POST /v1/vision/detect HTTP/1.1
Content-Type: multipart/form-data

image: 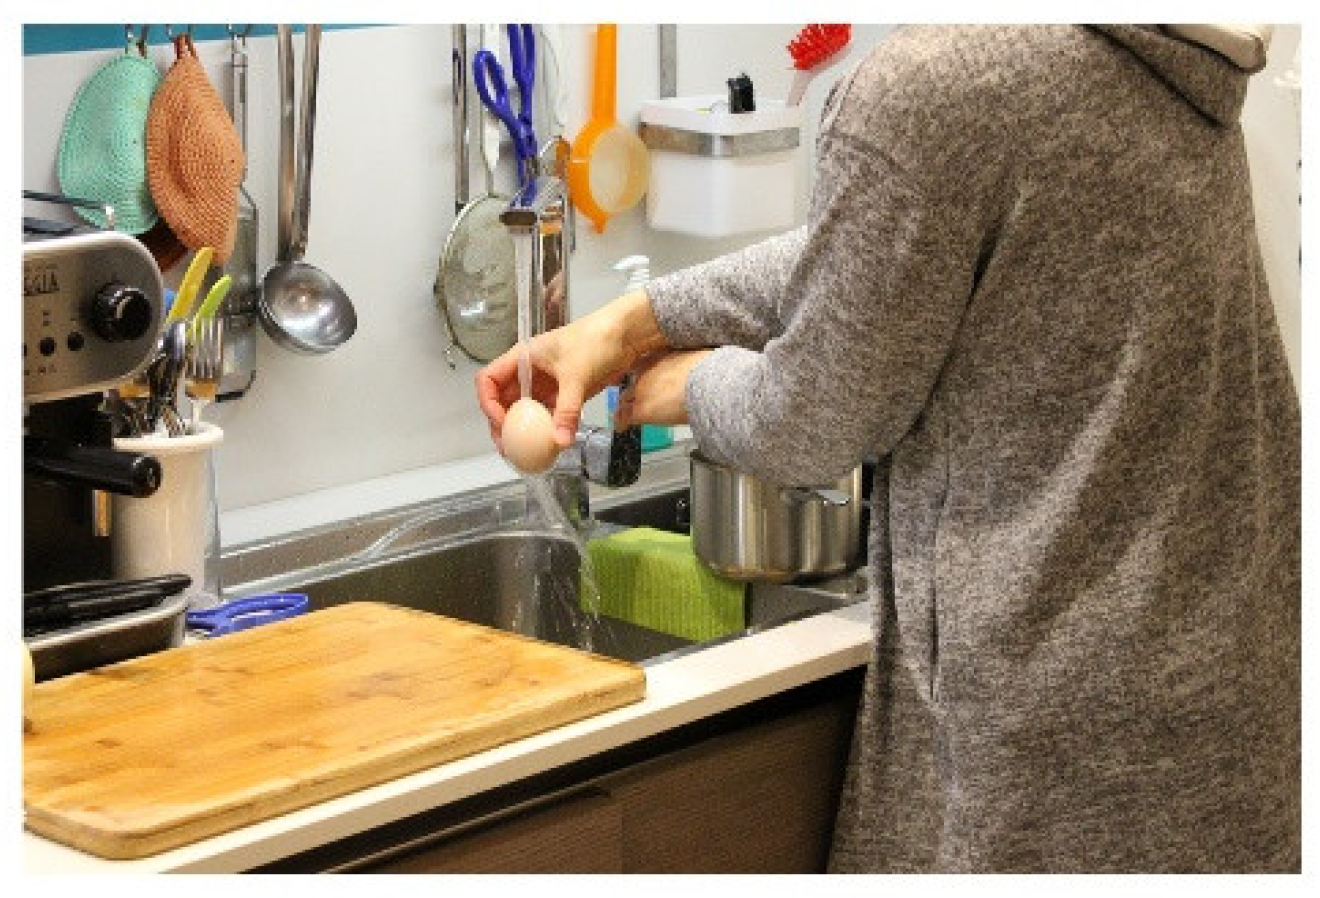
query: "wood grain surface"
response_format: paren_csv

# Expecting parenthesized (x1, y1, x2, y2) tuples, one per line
(22, 602, 646, 860)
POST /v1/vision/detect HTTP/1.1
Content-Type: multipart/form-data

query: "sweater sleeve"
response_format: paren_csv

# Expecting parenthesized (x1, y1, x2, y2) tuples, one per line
(645, 226, 807, 351)
(678, 123, 996, 486)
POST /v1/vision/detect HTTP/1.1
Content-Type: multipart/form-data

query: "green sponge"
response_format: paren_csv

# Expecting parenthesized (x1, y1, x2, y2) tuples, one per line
(584, 527, 746, 643)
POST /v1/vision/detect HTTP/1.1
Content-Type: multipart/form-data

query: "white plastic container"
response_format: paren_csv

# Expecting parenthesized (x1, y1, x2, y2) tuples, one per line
(639, 95, 803, 238)
(112, 423, 223, 609)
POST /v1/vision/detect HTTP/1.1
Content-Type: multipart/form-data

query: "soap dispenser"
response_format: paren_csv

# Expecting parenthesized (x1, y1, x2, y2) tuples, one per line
(610, 255, 674, 453)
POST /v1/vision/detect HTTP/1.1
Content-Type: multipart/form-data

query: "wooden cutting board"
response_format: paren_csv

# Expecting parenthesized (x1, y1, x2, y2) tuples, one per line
(23, 602, 646, 860)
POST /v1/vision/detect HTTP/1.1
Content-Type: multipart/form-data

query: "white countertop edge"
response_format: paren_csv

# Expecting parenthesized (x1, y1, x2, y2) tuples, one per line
(23, 599, 873, 873)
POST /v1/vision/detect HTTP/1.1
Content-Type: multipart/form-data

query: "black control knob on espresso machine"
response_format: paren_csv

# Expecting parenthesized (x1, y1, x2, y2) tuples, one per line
(90, 284, 153, 343)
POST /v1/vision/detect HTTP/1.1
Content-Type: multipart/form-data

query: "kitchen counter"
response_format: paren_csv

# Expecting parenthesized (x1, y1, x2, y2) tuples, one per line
(23, 511, 873, 871)
(24, 439, 874, 871)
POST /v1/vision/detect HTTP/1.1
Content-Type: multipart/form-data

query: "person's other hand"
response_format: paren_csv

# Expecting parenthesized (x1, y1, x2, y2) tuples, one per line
(614, 349, 713, 429)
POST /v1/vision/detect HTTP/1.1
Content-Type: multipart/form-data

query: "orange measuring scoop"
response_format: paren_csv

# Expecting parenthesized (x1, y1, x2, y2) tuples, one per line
(568, 24, 650, 233)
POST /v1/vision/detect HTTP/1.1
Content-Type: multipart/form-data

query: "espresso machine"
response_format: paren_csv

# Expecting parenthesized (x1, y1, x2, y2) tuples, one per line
(23, 195, 189, 677)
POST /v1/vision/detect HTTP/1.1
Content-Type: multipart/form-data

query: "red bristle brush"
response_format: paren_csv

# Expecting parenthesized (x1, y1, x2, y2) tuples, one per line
(786, 24, 853, 107)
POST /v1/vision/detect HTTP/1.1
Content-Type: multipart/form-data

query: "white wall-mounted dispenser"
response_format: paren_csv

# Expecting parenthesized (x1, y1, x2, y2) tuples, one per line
(639, 95, 802, 238)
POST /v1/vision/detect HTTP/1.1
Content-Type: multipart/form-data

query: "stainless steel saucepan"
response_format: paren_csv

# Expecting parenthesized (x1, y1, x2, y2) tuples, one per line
(689, 452, 863, 583)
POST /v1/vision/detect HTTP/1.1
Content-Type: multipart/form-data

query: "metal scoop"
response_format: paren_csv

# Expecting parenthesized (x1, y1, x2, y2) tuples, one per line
(258, 25, 356, 355)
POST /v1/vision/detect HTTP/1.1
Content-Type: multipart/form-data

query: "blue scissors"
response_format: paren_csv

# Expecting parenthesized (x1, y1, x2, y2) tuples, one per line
(185, 593, 310, 637)
(473, 24, 538, 190)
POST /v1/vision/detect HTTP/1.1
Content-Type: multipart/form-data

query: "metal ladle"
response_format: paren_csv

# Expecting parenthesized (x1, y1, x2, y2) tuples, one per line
(257, 24, 357, 355)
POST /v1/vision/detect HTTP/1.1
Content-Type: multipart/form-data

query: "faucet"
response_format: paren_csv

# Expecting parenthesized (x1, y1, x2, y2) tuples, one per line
(500, 161, 641, 526)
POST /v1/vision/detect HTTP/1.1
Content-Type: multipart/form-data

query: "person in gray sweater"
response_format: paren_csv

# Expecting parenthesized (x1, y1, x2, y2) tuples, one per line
(476, 25, 1299, 872)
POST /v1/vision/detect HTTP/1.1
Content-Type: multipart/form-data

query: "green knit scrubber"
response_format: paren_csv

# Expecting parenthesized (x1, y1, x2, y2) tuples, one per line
(585, 527, 747, 643)
(57, 51, 162, 235)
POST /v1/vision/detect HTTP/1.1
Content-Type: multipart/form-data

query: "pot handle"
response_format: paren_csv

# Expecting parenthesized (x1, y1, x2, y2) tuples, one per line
(781, 486, 852, 507)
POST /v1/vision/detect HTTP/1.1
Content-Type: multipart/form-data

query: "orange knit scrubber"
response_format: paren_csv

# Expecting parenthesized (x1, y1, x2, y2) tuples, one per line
(146, 35, 244, 263)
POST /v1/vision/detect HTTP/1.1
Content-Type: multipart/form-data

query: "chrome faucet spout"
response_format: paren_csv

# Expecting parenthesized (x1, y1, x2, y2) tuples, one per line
(499, 170, 641, 523)
(500, 175, 569, 338)
(501, 175, 568, 225)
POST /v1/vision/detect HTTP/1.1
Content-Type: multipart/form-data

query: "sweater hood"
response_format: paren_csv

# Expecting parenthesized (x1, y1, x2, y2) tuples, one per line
(1089, 25, 1267, 125)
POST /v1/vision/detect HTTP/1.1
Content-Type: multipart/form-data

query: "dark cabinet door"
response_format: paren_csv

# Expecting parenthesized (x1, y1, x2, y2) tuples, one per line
(364, 788, 623, 874)
(272, 669, 864, 874)
(602, 686, 858, 872)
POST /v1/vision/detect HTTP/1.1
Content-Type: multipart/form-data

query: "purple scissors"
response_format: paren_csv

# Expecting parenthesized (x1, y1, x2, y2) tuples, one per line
(473, 24, 538, 189)
(185, 593, 309, 637)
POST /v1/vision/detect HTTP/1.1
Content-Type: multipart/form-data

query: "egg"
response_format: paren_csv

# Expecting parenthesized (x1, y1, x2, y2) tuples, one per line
(502, 397, 561, 474)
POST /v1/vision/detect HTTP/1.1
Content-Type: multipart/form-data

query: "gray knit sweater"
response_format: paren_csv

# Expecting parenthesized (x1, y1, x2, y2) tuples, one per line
(646, 25, 1299, 872)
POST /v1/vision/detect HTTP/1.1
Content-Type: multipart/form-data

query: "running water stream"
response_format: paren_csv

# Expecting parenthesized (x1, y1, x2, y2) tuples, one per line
(516, 474, 613, 655)
(509, 231, 616, 656)
(513, 231, 533, 397)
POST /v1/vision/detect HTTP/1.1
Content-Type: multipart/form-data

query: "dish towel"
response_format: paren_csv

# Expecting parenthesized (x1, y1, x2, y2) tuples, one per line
(585, 527, 746, 642)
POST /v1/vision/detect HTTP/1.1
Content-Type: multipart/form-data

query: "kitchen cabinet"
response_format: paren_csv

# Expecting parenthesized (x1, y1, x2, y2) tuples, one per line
(599, 677, 859, 873)
(257, 668, 864, 873)
(366, 788, 624, 873)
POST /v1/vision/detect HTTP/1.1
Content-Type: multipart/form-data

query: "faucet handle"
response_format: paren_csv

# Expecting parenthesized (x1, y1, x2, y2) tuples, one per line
(566, 425, 641, 488)
(586, 372, 643, 487)
(594, 426, 641, 487)
(543, 423, 639, 526)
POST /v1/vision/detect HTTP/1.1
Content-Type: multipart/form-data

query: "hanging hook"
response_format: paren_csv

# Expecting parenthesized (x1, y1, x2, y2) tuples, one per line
(164, 24, 194, 40)
(228, 24, 252, 52)
(124, 25, 150, 56)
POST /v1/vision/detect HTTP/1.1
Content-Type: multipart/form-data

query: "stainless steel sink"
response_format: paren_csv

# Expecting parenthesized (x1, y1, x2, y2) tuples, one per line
(220, 450, 866, 665)
(242, 529, 690, 663)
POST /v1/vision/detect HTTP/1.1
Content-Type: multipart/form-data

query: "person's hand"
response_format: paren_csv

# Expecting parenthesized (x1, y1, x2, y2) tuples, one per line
(475, 290, 667, 450)
(614, 349, 713, 429)
(475, 318, 626, 452)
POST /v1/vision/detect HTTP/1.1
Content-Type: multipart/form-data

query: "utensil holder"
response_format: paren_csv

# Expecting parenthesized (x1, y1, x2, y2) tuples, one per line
(111, 423, 223, 609)
(639, 95, 802, 238)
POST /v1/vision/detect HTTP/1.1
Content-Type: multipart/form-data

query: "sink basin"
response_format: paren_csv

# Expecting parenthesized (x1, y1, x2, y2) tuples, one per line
(221, 455, 866, 665)
(594, 485, 692, 533)
(247, 529, 691, 663)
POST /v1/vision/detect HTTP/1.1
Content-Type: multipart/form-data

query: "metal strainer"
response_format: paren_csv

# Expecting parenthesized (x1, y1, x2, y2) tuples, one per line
(435, 24, 517, 365)
(436, 195, 517, 364)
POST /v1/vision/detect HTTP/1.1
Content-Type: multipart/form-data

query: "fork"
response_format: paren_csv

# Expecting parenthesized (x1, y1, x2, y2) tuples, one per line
(184, 276, 233, 434)
(185, 315, 225, 434)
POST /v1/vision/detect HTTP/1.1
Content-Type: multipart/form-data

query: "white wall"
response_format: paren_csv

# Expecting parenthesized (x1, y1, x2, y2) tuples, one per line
(22, 24, 1300, 518)
(1241, 25, 1302, 383)
(24, 24, 894, 514)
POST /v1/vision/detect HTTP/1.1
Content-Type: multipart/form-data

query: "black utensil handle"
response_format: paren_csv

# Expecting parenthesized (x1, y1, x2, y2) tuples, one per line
(24, 573, 192, 607)
(24, 587, 163, 629)
(24, 436, 162, 497)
